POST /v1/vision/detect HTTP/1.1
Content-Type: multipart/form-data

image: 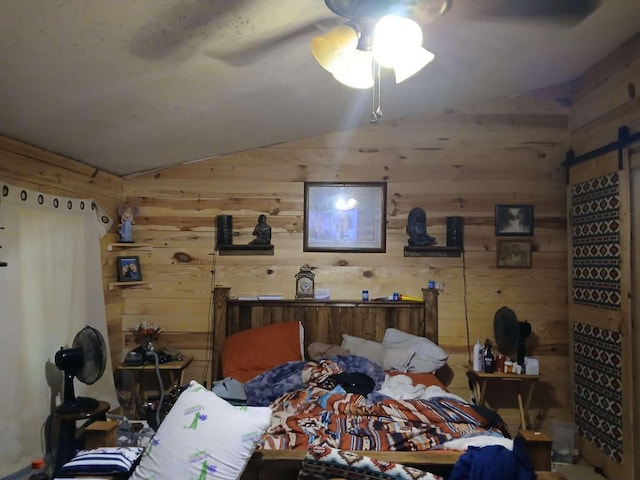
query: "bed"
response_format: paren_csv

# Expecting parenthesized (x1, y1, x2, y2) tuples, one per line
(207, 287, 513, 480)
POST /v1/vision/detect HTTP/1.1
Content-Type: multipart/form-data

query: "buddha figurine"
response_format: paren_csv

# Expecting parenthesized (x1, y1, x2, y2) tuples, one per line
(406, 207, 436, 247)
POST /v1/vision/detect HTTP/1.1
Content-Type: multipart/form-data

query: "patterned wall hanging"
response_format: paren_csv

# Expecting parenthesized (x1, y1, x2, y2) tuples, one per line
(573, 321, 623, 462)
(570, 172, 621, 310)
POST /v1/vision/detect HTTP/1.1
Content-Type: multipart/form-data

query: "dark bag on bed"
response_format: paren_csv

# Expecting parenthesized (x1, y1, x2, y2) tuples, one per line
(328, 372, 376, 396)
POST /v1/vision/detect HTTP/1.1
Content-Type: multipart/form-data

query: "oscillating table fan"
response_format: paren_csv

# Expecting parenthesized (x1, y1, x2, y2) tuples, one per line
(493, 306, 531, 367)
(54, 325, 106, 414)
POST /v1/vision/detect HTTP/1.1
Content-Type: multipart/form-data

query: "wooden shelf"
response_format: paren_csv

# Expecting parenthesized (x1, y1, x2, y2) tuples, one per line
(217, 244, 274, 256)
(109, 281, 152, 291)
(107, 242, 153, 251)
(404, 246, 462, 257)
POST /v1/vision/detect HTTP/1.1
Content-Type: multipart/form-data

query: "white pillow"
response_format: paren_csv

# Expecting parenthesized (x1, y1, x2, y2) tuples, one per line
(382, 347, 416, 372)
(341, 334, 384, 365)
(130, 380, 271, 480)
(382, 328, 448, 373)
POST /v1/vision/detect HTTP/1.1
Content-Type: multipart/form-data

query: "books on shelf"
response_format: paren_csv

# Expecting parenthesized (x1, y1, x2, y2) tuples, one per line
(257, 294, 283, 300)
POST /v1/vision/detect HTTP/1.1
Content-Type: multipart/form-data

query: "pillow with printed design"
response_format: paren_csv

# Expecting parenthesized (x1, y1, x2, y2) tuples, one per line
(130, 380, 271, 480)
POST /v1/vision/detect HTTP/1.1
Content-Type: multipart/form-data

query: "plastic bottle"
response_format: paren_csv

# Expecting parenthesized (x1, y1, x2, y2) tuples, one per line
(483, 339, 496, 373)
(28, 458, 49, 480)
(472, 338, 483, 371)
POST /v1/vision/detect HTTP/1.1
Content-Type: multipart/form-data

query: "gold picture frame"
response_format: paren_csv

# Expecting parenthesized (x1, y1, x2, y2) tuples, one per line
(496, 239, 532, 268)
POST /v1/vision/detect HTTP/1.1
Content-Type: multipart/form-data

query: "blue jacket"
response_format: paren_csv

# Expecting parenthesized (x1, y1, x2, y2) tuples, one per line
(448, 437, 535, 480)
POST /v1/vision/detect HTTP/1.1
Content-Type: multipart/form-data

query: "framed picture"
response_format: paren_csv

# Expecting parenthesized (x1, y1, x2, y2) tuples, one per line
(495, 204, 534, 236)
(496, 239, 532, 268)
(117, 256, 143, 282)
(304, 182, 387, 252)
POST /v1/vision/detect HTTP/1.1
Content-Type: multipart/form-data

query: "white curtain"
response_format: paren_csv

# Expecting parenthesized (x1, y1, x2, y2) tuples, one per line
(0, 183, 118, 477)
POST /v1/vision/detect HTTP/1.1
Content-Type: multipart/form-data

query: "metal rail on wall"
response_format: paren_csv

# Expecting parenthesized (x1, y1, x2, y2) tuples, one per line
(562, 126, 640, 171)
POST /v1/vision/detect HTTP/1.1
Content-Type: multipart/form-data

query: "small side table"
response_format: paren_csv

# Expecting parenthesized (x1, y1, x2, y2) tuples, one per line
(466, 367, 540, 429)
(115, 356, 193, 418)
(54, 400, 111, 472)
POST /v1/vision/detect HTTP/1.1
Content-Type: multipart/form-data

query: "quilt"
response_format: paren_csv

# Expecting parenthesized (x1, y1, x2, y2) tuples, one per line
(251, 358, 507, 451)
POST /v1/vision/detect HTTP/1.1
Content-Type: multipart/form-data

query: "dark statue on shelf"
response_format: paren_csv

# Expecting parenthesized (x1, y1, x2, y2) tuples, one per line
(249, 214, 272, 245)
(406, 207, 436, 247)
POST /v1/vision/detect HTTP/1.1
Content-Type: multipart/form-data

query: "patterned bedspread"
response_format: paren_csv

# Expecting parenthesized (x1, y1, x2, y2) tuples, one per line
(253, 358, 506, 451)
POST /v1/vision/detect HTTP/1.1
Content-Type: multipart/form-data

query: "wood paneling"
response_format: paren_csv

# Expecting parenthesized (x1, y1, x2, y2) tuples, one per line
(115, 93, 571, 434)
(1, 84, 575, 436)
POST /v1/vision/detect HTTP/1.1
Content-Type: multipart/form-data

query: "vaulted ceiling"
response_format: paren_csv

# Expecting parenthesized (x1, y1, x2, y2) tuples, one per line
(0, 0, 639, 176)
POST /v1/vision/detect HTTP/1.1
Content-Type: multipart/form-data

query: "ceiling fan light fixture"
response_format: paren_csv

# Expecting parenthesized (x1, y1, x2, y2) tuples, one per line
(311, 24, 359, 73)
(392, 46, 435, 83)
(332, 48, 374, 89)
(372, 15, 423, 67)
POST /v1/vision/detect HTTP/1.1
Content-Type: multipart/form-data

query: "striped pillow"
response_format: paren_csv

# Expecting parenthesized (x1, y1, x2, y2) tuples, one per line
(58, 447, 143, 475)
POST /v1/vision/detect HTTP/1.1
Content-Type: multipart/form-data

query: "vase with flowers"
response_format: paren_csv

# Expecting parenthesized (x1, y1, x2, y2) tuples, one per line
(133, 321, 164, 352)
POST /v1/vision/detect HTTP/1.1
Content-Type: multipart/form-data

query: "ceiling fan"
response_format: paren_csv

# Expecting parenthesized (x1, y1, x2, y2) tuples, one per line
(319, 0, 602, 25)
(139, 0, 602, 66)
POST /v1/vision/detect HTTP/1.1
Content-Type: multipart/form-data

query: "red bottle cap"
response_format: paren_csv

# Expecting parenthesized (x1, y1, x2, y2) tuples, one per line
(31, 458, 45, 469)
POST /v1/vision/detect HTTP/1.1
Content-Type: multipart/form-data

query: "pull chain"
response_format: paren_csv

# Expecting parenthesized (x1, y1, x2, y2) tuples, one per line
(369, 61, 383, 124)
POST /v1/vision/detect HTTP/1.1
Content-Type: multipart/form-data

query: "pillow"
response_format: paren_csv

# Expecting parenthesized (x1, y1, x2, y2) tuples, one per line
(307, 342, 349, 360)
(341, 334, 384, 365)
(130, 380, 271, 480)
(382, 328, 448, 373)
(388, 371, 447, 390)
(382, 347, 415, 372)
(222, 321, 304, 382)
(58, 447, 143, 476)
(298, 444, 442, 480)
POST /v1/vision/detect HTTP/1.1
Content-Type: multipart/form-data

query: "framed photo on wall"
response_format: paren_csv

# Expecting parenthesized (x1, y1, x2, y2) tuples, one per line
(495, 204, 534, 236)
(304, 182, 387, 253)
(496, 239, 532, 268)
(117, 256, 143, 282)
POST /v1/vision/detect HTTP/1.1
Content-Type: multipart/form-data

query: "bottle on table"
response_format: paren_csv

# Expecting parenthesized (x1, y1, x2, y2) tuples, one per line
(473, 337, 483, 372)
(483, 339, 495, 373)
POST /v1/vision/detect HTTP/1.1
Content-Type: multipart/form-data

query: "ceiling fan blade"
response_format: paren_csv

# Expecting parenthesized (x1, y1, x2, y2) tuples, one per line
(206, 17, 342, 67)
(129, 0, 255, 60)
(459, 0, 603, 26)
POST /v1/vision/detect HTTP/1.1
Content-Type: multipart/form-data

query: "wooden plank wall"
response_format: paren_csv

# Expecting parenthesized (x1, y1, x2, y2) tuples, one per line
(568, 32, 640, 476)
(121, 92, 570, 433)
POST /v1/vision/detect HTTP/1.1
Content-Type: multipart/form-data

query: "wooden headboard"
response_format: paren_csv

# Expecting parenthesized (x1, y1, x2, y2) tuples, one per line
(210, 288, 439, 384)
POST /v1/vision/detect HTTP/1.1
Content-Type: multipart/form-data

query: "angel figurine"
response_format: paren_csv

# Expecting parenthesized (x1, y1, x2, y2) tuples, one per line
(117, 205, 138, 243)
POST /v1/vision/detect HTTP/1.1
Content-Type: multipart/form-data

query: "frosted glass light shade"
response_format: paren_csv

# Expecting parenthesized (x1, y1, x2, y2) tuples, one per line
(311, 24, 359, 73)
(332, 49, 374, 89)
(373, 16, 424, 67)
(393, 46, 435, 83)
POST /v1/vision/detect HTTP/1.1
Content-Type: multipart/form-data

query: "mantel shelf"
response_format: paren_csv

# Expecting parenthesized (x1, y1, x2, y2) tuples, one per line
(217, 244, 274, 256)
(404, 246, 462, 257)
(108, 281, 152, 291)
(107, 243, 153, 251)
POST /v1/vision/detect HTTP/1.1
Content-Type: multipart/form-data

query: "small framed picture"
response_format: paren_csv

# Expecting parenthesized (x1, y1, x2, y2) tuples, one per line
(496, 239, 532, 269)
(495, 205, 534, 236)
(117, 256, 143, 282)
